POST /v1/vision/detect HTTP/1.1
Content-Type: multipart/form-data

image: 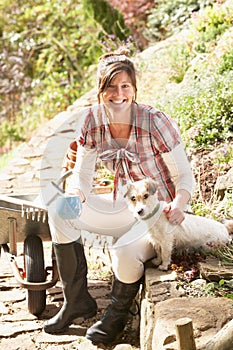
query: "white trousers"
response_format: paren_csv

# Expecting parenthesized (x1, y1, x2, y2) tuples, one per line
(48, 193, 156, 283)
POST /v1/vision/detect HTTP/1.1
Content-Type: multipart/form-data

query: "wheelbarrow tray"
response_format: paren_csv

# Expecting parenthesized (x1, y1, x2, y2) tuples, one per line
(0, 193, 50, 245)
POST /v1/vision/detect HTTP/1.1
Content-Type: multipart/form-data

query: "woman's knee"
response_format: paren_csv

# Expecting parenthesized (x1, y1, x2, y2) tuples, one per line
(111, 248, 145, 283)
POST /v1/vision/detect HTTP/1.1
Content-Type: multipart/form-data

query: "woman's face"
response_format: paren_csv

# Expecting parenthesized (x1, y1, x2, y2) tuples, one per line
(101, 71, 135, 113)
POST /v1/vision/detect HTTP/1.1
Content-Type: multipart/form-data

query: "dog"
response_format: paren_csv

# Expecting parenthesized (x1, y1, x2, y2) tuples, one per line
(123, 178, 233, 271)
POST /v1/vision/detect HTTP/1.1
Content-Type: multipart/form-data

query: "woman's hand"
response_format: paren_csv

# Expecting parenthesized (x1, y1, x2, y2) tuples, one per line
(163, 189, 190, 225)
(66, 189, 86, 203)
(163, 204, 185, 225)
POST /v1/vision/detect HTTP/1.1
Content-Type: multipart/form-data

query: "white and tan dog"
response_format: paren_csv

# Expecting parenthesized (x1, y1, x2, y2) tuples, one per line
(123, 178, 233, 271)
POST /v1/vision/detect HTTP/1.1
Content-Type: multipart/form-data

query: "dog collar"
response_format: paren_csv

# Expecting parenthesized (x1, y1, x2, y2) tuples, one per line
(141, 203, 160, 221)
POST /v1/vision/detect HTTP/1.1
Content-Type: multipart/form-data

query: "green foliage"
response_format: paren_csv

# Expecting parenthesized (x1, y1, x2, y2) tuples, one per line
(144, 0, 215, 42)
(215, 244, 233, 264)
(165, 71, 233, 149)
(213, 144, 233, 171)
(203, 278, 233, 298)
(190, 2, 233, 52)
(82, 0, 129, 40)
(167, 43, 194, 83)
(192, 189, 233, 221)
(218, 48, 233, 73)
(0, 0, 132, 143)
(0, 121, 25, 148)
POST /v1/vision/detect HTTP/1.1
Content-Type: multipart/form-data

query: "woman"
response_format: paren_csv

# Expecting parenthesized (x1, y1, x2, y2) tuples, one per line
(43, 48, 195, 345)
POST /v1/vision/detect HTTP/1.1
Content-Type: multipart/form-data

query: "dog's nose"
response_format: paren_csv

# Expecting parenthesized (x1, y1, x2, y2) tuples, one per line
(138, 209, 144, 216)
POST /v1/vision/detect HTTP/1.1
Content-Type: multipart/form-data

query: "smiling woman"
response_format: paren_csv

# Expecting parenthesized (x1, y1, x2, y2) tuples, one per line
(43, 47, 195, 346)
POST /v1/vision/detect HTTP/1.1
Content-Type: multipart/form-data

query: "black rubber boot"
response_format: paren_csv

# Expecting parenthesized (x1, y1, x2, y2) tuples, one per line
(44, 241, 97, 333)
(85, 277, 141, 345)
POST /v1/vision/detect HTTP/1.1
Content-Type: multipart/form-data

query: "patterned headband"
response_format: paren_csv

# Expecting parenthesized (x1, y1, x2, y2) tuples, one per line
(97, 55, 133, 79)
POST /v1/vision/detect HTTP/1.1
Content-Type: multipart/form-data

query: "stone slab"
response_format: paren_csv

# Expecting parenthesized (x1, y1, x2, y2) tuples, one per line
(0, 289, 25, 302)
(0, 320, 41, 336)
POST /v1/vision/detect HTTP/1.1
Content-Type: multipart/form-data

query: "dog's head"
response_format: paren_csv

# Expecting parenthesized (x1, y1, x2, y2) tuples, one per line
(123, 178, 159, 219)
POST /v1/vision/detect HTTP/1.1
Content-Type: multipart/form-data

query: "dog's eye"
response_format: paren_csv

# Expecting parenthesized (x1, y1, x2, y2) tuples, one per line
(144, 193, 149, 199)
(130, 196, 136, 202)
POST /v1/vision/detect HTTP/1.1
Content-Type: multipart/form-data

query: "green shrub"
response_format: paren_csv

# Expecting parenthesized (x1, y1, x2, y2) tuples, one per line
(144, 0, 215, 42)
(167, 43, 194, 83)
(190, 2, 233, 52)
(0, 121, 25, 148)
(218, 48, 233, 73)
(165, 72, 233, 149)
(0, 0, 133, 145)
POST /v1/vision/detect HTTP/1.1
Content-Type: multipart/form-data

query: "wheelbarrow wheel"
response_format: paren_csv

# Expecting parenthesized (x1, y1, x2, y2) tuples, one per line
(24, 235, 46, 316)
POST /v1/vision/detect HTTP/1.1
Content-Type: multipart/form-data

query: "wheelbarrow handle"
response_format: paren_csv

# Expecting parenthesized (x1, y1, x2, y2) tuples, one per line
(2, 244, 59, 291)
(45, 170, 73, 207)
(56, 169, 73, 187)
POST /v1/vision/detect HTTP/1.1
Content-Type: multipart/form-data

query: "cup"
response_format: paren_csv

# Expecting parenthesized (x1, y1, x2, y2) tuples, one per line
(55, 195, 82, 219)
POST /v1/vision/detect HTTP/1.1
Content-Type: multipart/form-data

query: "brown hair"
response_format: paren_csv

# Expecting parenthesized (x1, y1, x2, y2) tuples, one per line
(97, 48, 137, 103)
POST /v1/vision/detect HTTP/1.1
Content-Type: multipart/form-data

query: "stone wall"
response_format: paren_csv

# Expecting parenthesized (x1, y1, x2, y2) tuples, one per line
(140, 267, 233, 350)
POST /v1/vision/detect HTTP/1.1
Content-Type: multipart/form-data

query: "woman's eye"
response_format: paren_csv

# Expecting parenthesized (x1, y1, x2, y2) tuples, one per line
(144, 194, 149, 199)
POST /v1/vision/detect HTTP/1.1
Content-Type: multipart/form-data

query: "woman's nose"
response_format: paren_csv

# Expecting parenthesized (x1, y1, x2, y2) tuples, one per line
(113, 86, 122, 96)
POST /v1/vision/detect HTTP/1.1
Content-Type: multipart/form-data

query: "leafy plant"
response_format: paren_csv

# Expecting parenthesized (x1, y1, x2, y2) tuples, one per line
(213, 144, 233, 171)
(144, 0, 216, 42)
(0, 0, 133, 146)
(203, 278, 233, 299)
(218, 48, 233, 73)
(190, 2, 233, 53)
(167, 71, 233, 149)
(167, 43, 194, 83)
(0, 120, 25, 148)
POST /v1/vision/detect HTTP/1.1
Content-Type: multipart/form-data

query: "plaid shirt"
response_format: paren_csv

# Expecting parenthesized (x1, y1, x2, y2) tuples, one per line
(78, 102, 181, 202)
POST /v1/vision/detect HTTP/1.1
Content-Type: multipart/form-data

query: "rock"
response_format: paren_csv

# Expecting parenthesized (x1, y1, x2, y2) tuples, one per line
(0, 289, 25, 302)
(144, 297, 233, 350)
(141, 264, 233, 350)
(76, 338, 98, 350)
(114, 345, 133, 350)
(0, 334, 36, 350)
(0, 302, 8, 315)
(205, 319, 233, 350)
(36, 331, 83, 344)
(0, 320, 41, 336)
(215, 167, 233, 199)
(198, 257, 233, 282)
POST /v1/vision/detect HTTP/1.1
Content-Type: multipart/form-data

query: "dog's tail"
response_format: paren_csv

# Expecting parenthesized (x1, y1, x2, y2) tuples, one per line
(224, 220, 233, 235)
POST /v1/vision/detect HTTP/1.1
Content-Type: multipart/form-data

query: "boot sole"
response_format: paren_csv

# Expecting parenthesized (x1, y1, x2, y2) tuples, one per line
(44, 308, 97, 334)
(86, 329, 124, 345)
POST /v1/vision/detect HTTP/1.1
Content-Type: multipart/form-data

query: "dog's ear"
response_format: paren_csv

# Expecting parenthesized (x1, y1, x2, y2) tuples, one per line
(147, 178, 158, 195)
(121, 181, 133, 198)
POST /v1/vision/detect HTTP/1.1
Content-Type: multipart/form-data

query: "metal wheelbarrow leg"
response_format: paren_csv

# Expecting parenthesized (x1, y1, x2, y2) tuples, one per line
(2, 239, 59, 316)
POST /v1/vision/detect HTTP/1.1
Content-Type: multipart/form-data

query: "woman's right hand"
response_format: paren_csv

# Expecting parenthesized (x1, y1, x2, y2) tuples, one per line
(67, 189, 86, 203)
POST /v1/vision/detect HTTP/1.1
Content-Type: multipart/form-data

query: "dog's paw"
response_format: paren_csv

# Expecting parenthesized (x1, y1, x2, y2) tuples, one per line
(151, 257, 161, 266)
(158, 264, 169, 271)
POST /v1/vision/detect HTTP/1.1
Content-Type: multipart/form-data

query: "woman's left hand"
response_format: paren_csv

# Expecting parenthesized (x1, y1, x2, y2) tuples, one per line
(163, 189, 190, 225)
(163, 204, 185, 225)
